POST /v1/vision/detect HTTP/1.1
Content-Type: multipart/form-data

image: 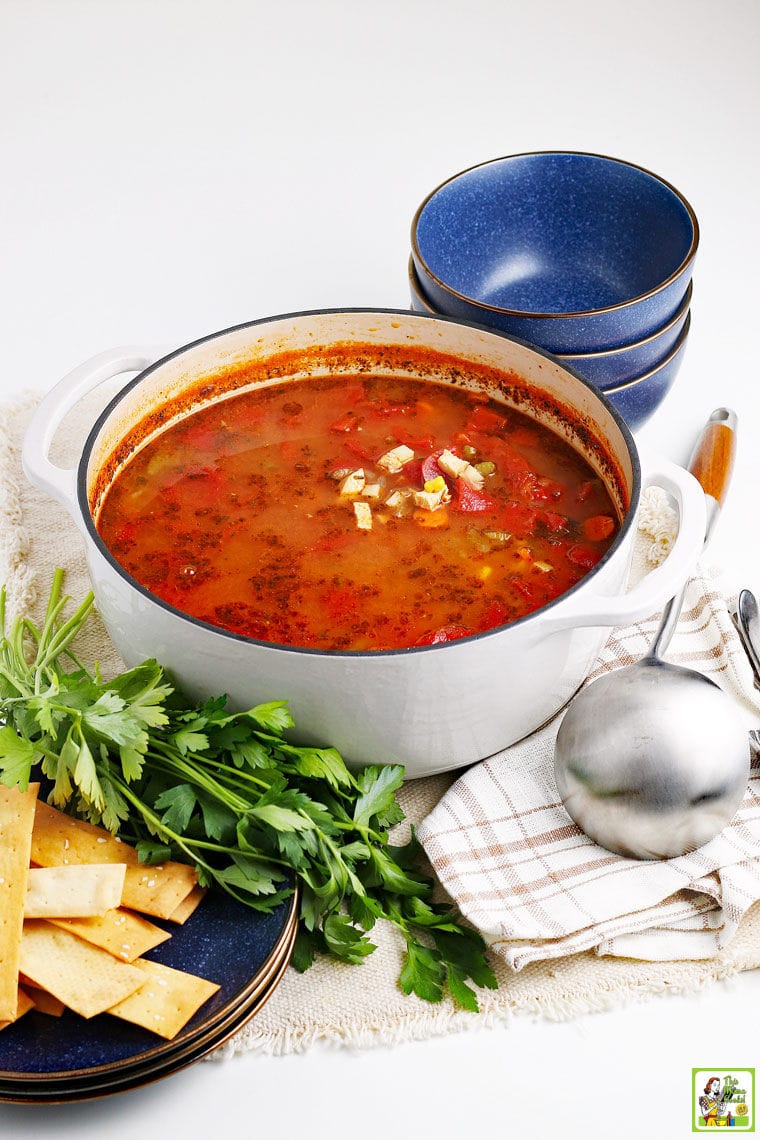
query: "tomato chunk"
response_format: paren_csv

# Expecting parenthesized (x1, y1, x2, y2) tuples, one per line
(466, 406, 507, 433)
(488, 438, 535, 481)
(401, 458, 424, 486)
(343, 439, 374, 463)
(330, 412, 360, 433)
(582, 514, 616, 542)
(452, 480, 498, 512)
(567, 543, 603, 570)
(480, 600, 508, 630)
(421, 451, 442, 481)
(498, 502, 539, 536)
(396, 428, 435, 452)
(540, 509, 569, 533)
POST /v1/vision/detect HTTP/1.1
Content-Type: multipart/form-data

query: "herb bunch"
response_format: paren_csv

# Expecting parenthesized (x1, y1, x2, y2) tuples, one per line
(0, 570, 496, 1009)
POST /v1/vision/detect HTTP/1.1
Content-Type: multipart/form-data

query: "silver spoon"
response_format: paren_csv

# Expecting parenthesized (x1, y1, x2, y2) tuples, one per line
(735, 588, 760, 688)
(734, 588, 760, 754)
(554, 408, 750, 859)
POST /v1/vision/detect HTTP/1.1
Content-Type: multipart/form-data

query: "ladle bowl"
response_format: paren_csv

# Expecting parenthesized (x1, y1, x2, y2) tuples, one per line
(554, 408, 750, 859)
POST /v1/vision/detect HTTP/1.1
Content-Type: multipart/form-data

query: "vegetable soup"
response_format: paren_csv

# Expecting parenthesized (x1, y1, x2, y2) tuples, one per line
(96, 375, 621, 651)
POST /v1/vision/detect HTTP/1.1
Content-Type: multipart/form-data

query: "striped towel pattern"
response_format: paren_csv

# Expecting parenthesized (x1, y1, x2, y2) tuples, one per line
(418, 569, 760, 969)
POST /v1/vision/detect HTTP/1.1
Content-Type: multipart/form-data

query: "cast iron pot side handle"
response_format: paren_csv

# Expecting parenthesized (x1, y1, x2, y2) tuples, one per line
(538, 457, 708, 634)
(22, 348, 162, 533)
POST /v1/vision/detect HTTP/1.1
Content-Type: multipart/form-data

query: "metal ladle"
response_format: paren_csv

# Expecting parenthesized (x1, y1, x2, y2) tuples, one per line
(554, 408, 750, 859)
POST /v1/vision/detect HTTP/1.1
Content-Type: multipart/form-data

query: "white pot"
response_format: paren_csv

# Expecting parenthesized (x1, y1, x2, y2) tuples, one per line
(22, 310, 706, 778)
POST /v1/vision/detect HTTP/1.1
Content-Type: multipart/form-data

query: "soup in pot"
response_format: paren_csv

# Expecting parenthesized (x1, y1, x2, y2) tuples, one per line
(95, 375, 620, 651)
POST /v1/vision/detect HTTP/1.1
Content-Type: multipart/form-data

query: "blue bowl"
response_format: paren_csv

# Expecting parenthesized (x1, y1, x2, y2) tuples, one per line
(411, 151, 698, 353)
(558, 284, 691, 389)
(604, 312, 691, 431)
(409, 255, 444, 315)
(408, 255, 692, 389)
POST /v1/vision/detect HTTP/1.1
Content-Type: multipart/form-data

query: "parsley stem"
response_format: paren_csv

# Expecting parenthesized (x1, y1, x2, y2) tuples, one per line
(112, 773, 225, 871)
(147, 742, 270, 795)
(0, 669, 32, 699)
(33, 596, 95, 681)
(143, 747, 256, 814)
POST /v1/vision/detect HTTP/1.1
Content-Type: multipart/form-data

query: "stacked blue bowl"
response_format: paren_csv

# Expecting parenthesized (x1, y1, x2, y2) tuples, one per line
(409, 151, 698, 431)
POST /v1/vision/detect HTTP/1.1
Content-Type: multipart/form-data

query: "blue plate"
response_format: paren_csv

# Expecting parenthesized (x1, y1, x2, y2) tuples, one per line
(0, 883, 297, 1090)
(0, 915, 297, 1103)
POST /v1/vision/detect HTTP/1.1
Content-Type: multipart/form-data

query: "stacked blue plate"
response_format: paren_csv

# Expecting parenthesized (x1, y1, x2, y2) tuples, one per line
(409, 151, 698, 431)
(0, 885, 297, 1103)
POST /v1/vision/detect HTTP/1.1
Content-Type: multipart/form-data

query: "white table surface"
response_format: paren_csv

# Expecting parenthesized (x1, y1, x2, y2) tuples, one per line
(2, 2, 759, 1136)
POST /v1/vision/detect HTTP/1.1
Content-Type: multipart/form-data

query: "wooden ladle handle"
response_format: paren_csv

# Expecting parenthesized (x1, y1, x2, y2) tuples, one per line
(649, 408, 737, 656)
(687, 407, 737, 506)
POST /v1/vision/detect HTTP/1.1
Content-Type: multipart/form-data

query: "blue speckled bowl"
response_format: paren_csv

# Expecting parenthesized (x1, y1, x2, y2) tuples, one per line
(559, 283, 691, 389)
(408, 255, 692, 390)
(411, 151, 698, 353)
(605, 313, 691, 431)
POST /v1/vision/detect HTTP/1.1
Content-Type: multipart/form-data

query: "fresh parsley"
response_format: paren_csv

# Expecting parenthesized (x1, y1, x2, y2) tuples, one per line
(0, 569, 497, 1009)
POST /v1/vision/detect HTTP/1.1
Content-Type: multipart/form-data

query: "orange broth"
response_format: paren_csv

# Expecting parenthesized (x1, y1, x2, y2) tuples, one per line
(95, 375, 620, 651)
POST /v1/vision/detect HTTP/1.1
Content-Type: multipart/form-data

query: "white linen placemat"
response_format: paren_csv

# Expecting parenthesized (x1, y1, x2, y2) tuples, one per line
(4, 391, 760, 1056)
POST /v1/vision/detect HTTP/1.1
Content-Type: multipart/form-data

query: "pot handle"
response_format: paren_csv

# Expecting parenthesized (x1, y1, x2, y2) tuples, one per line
(539, 456, 707, 634)
(22, 347, 161, 531)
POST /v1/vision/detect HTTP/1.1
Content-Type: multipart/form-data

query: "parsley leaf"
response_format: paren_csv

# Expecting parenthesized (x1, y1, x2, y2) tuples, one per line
(399, 938, 447, 1003)
(0, 725, 38, 787)
(353, 764, 405, 827)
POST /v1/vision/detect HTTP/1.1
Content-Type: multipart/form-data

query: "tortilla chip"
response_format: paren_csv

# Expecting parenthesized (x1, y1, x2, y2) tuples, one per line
(18, 979, 65, 1017)
(31, 800, 198, 919)
(48, 907, 171, 962)
(19, 920, 147, 1019)
(123, 863, 198, 921)
(0, 783, 39, 1021)
(108, 957, 220, 1040)
(0, 985, 35, 1031)
(24, 863, 127, 918)
(166, 884, 206, 924)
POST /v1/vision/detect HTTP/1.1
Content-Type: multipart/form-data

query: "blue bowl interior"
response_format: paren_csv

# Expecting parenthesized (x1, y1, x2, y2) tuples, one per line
(414, 153, 697, 315)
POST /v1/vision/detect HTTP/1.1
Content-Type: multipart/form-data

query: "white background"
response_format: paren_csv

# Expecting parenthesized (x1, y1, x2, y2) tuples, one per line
(1, 1, 759, 1136)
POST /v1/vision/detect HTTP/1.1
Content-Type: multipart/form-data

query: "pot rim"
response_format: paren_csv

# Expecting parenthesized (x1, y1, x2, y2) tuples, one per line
(77, 306, 642, 660)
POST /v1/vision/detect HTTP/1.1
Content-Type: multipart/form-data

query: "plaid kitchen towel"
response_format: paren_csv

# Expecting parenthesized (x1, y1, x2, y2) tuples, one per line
(418, 566, 760, 970)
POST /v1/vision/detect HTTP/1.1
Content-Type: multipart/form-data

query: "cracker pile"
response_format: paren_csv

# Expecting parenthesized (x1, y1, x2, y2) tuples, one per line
(0, 783, 219, 1040)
